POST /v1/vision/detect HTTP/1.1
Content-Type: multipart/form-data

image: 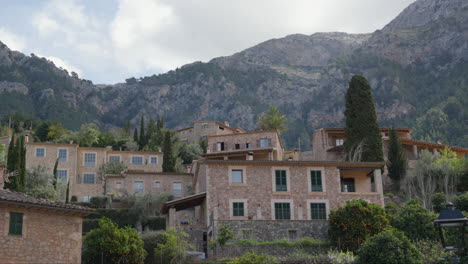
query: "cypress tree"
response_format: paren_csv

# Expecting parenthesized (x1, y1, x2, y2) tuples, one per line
(6, 133, 16, 173)
(133, 128, 138, 143)
(53, 158, 59, 190)
(18, 135, 26, 192)
(65, 181, 70, 203)
(147, 117, 156, 144)
(162, 131, 175, 172)
(386, 127, 407, 191)
(344, 75, 383, 162)
(139, 114, 145, 150)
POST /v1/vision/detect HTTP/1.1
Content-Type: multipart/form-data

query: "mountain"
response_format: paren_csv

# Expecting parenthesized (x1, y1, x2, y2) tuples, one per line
(0, 0, 467, 149)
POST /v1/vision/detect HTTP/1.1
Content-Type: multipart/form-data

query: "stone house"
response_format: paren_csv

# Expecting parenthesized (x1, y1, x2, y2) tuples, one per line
(176, 121, 245, 144)
(0, 189, 93, 263)
(25, 142, 163, 202)
(162, 159, 384, 253)
(203, 130, 285, 161)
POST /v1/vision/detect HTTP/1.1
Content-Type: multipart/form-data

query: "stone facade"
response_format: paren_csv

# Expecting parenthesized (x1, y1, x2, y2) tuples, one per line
(176, 121, 244, 144)
(25, 142, 163, 201)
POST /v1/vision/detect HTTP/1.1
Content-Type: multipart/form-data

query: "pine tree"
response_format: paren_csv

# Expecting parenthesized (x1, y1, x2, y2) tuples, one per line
(53, 158, 59, 190)
(139, 114, 145, 150)
(162, 131, 175, 172)
(386, 128, 407, 192)
(344, 75, 383, 162)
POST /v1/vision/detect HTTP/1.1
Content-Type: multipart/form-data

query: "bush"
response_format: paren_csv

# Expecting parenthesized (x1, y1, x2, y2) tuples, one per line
(141, 231, 165, 264)
(327, 250, 355, 264)
(154, 227, 193, 264)
(228, 250, 279, 264)
(89, 196, 108, 208)
(454, 192, 468, 212)
(144, 216, 166, 231)
(393, 199, 438, 241)
(355, 230, 422, 264)
(328, 199, 390, 251)
(413, 240, 454, 264)
(431, 193, 446, 213)
(82, 219, 100, 233)
(71, 195, 78, 202)
(83, 217, 147, 264)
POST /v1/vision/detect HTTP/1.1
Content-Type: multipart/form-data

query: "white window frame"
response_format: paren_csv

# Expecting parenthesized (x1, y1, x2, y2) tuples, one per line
(83, 195, 92, 202)
(116, 181, 122, 189)
(149, 156, 158, 164)
(336, 139, 344, 146)
(83, 172, 96, 184)
(35, 147, 46, 158)
(172, 182, 183, 197)
(57, 169, 68, 183)
(153, 181, 161, 189)
(109, 155, 121, 164)
(260, 138, 269, 148)
(307, 167, 326, 193)
(83, 152, 97, 166)
(131, 155, 144, 165)
(271, 199, 294, 220)
(57, 148, 68, 162)
(229, 199, 248, 219)
(271, 167, 290, 193)
(133, 181, 144, 193)
(229, 166, 247, 185)
(306, 199, 330, 220)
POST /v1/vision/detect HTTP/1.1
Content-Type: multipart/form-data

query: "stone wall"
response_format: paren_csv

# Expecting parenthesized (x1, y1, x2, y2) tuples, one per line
(0, 206, 84, 263)
(208, 131, 282, 158)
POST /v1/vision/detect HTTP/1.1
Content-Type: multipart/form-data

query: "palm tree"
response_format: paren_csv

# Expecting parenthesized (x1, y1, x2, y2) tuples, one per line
(256, 106, 288, 131)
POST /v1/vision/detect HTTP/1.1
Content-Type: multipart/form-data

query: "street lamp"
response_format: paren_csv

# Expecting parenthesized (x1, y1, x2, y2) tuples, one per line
(433, 203, 467, 253)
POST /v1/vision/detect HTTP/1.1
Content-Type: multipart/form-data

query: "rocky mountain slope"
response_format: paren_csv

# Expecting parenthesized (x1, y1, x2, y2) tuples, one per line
(0, 0, 466, 149)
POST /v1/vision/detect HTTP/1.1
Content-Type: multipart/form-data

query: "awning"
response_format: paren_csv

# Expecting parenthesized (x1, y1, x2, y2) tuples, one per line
(161, 192, 206, 215)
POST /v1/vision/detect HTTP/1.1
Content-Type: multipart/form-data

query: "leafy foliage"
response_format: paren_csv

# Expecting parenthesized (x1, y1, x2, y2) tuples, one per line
(392, 199, 438, 241)
(24, 165, 58, 200)
(162, 131, 176, 172)
(216, 225, 234, 248)
(328, 199, 390, 252)
(228, 250, 279, 264)
(431, 192, 446, 213)
(386, 127, 407, 191)
(5, 133, 26, 192)
(256, 106, 288, 131)
(154, 227, 193, 264)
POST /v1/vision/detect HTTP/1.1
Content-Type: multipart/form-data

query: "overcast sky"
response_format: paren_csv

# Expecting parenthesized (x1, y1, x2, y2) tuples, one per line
(0, 0, 415, 84)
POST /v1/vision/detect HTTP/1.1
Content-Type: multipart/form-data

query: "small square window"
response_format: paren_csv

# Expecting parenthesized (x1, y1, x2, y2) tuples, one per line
(311, 203, 327, 220)
(217, 142, 225, 151)
(9, 212, 23, 236)
(116, 182, 122, 189)
(84, 153, 96, 166)
(134, 181, 144, 193)
(58, 149, 67, 162)
(132, 156, 143, 165)
(336, 139, 344, 146)
(83, 195, 92, 202)
(150, 156, 158, 164)
(233, 202, 244, 217)
(260, 138, 269, 148)
(83, 173, 95, 184)
(109, 155, 120, 163)
(235, 144, 240, 149)
(246, 143, 252, 149)
(173, 183, 182, 197)
(274, 203, 291, 220)
(58, 170, 67, 182)
(36, 148, 45, 157)
(153, 181, 161, 188)
(231, 170, 243, 184)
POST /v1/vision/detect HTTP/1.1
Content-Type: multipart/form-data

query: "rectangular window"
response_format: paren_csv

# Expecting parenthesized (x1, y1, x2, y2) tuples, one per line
(132, 156, 143, 165)
(134, 181, 144, 193)
(260, 138, 269, 148)
(231, 170, 243, 184)
(109, 155, 120, 164)
(83, 173, 95, 184)
(217, 142, 225, 151)
(336, 139, 344, 146)
(150, 156, 158, 164)
(153, 182, 161, 188)
(275, 170, 287, 192)
(9, 212, 23, 235)
(235, 144, 240, 149)
(341, 178, 356, 192)
(58, 170, 68, 182)
(233, 202, 244, 217)
(36, 148, 45, 157)
(116, 182, 122, 189)
(246, 143, 252, 149)
(274, 203, 291, 220)
(310, 203, 327, 220)
(84, 153, 96, 166)
(310, 171, 323, 192)
(172, 183, 182, 197)
(58, 149, 67, 162)
(83, 195, 92, 202)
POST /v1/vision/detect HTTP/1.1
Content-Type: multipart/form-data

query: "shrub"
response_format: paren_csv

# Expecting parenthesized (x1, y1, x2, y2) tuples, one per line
(82, 219, 100, 233)
(154, 227, 193, 264)
(327, 250, 355, 264)
(413, 240, 454, 264)
(144, 216, 166, 230)
(141, 231, 165, 264)
(393, 199, 438, 241)
(71, 195, 78, 202)
(228, 250, 279, 264)
(217, 225, 234, 247)
(83, 217, 147, 264)
(355, 230, 422, 264)
(328, 199, 390, 251)
(431, 193, 446, 213)
(454, 192, 468, 212)
(89, 196, 108, 208)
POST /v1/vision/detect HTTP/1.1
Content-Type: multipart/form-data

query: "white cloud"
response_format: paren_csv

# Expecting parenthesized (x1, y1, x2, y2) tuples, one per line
(0, 27, 26, 52)
(43, 55, 82, 76)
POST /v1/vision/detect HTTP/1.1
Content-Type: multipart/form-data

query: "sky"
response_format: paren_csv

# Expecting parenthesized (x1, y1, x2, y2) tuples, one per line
(0, 0, 416, 84)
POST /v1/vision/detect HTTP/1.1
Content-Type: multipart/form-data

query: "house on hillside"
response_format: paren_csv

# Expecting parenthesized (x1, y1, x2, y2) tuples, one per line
(176, 121, 245, 144)
(0, 189, 93, 263)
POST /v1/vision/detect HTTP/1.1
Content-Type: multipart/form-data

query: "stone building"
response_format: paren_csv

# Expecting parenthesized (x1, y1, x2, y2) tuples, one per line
(25, 142, 163, 202)
(162, 159, 384, 253)
(0, 189, 93, 263)
(176, 121, 245, 144)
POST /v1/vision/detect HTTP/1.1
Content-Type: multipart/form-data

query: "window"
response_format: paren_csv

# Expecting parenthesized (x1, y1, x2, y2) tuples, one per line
(109, 155, 120, 164)
(132, 156, 143, 165)
(336, 139, 344, 146)
(235, 144, 240, 149)
(36, 148, 45, 157)
(275, 170, 287, 192)
(310, 170, 323, 192)
(219, 126, 224, 130)
(200, 136, 207, 141)
(84, 153, 96, 166)
(274, 203, 291, 220)
(153, 182, 161, 188)
(216, 142, 224, 151)
(150, 156, 158, 164)
(58, 149, 67, 162)
(233, 202, 244, 217)
(134, 181, 144, 193)
(246, 143, 252, 149)
(341, 178, 355, 192)
(172, 183, 182, 197)
(116, 182, 122, 189)
(260, 138, 269, 148)
(231, 170, 243, 184)
(83, 173, 95, 184)
(310, 203, 327, 220)
(58, 170, 67, 182)
(83, 195, 92, 202)
(9, 212, 23, 235)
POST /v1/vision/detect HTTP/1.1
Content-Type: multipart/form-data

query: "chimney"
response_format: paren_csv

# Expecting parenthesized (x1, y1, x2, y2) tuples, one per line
(224, 121, 230, 127)
(247, 152, 253, 160)
(25, 134, 29, 143)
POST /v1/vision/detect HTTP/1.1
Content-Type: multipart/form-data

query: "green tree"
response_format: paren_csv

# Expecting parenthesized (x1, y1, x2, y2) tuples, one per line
(155, 227, 193, 264)
(162, 131, 176, 172)
(139, 114, 146, 150)
(431, 192, 446, 213)
(414, 107, 448, 143)
(0, 143, 6, 166)
(24, 165, 57, 200)
(77, 123, 100, 147)
(435, 147, 464, 201)
(65, 181, 70, 203)
(5, 134, 26, 192)
(256, 106, 288, 131)
(356, 230, 422, 264)
(329, 199, 390, 251)
(133, 127, 139, 143)
(52, 158, 58, 190)
(83, 217, 147, 264)
(175, 141, 202, 165)
(386, 127, 407, 192)
(392, 199, 438, 241)
(215, 225, 234, 250)
(344, 75, 383, 162)
(98, 161, 127, 196)
(123, 120, 131, 138)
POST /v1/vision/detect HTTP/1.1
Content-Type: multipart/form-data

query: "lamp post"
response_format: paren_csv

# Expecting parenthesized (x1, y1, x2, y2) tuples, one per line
(433, 203, 468, 262)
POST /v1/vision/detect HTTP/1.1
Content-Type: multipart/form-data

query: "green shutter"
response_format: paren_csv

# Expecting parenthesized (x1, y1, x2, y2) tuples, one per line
(275, 170, 287, 192)
(311, 171, 323, 192)
(9, 212, 23, 235)
(311, 203, 326, 220)
(275, 203, 291, 220)
(233, 202, 244, 217)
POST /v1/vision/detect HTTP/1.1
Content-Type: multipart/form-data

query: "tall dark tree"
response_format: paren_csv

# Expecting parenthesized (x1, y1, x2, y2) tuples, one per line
(344, 75, 383, 162)
(53, 158, 59, 190)
(162, 131, 175, 172)
(5, 134, 26, 192)
(138, 114, 145, 150)
(17, 135, 26, 192)
(65, 181, 70, 203)
(133, 128, 138, 143)
(6, 133, 16, 173)
(386, 127, 407, 191)
(146, 117, 156, 144)
(123, 121, 131, 138)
